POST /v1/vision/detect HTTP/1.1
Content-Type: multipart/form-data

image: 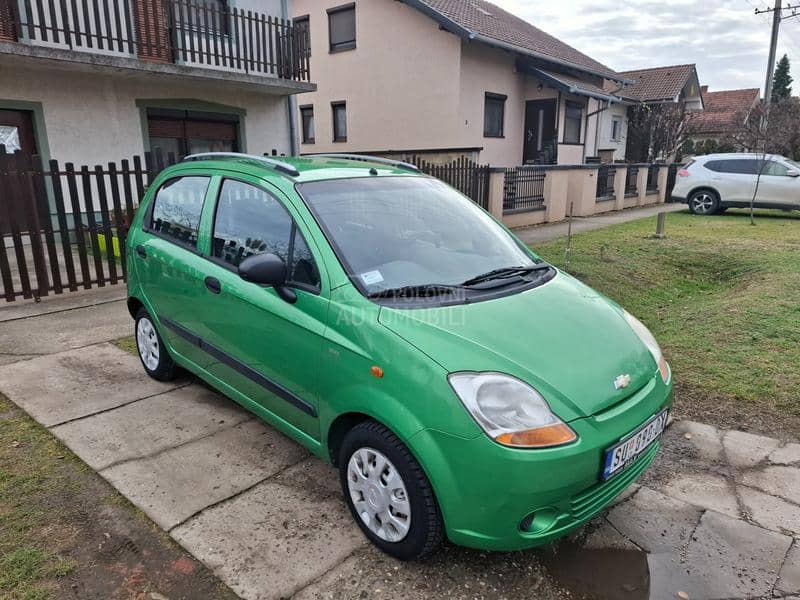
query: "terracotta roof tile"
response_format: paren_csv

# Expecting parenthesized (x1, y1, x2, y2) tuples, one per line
(688, 88, 761, 134)
(617, 64, 697, 101)
(413, 0, 620, 80)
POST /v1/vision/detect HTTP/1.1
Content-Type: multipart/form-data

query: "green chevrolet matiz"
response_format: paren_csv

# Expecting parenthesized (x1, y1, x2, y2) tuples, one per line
(126, 152, 672, 560)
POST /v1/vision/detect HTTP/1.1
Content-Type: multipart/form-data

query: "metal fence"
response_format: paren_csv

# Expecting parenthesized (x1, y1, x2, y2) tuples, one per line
(6, 0, 310, 81)
(646, 164, 659, 193)
(409, 156, 491, 210)
(625, 166, 639, 197)
(596, 165, 616, 200)
(503, 166, 546, 212)
(0, 148, 179, 302)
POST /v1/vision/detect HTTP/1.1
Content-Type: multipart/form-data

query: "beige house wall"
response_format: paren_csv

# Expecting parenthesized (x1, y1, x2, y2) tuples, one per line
(0, 63, 292, 166)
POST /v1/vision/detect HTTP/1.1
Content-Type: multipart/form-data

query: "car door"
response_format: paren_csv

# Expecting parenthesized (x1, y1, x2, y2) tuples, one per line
(756, 160, 800, 207)
(708, 159, 758, 204)
(193, 175, 329, 441)
(133, 173, 214, 369)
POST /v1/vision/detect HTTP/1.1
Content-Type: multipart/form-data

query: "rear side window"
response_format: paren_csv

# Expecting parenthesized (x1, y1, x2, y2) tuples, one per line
(150, 177, 210, 248)
(212, 180, 320, 289)
(705, 159, 762, 174)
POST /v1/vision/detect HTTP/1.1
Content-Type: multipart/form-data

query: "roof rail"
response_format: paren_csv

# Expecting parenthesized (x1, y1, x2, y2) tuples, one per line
(310, 153, 420, 172)
(183, 152, 300, 177)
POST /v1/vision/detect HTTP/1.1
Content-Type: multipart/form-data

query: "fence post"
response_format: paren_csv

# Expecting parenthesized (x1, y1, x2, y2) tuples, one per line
(613, 166, 626, 211)
(543, 168, 568, 222)
(571, 168, 597, 217)
(487, 169, 505, 219)
(657, 165, 670, 203)
(636, 165, 649, 206)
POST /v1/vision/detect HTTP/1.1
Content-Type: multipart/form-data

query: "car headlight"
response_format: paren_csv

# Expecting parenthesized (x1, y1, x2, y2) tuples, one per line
(623, 310, 670, 383)
(448, 372, 577, 448)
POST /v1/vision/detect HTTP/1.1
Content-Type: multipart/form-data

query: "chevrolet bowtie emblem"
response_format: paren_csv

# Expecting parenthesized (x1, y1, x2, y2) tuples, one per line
(614, 374, 632, 390)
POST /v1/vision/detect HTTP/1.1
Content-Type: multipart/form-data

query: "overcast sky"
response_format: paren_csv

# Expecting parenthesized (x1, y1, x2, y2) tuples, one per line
(490, 0, 800, 92)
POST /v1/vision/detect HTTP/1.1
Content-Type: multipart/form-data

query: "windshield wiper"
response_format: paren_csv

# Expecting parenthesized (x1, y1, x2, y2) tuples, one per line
(461, 263, 552, 287)
(367, 284, 462, 299)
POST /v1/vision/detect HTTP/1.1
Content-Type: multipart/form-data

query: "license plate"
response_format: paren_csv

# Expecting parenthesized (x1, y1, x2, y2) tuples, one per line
(601, 409, 668, 480)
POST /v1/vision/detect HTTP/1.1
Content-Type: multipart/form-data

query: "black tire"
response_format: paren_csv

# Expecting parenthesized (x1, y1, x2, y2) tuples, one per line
(134, 307, 178, 382)
(688, 189, 721, 215)
(339, 420, 444, 561)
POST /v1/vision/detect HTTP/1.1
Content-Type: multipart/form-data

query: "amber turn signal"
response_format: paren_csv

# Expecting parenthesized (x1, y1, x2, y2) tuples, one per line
(370, 365, 384, 378)
(495, 423, 577, 448)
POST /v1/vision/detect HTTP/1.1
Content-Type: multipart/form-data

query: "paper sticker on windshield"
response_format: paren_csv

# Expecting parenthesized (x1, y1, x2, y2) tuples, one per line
(360, 270, 384, 286)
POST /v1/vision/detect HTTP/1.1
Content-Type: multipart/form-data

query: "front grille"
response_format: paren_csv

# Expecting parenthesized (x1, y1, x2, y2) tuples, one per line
(570, 441, 659, 521)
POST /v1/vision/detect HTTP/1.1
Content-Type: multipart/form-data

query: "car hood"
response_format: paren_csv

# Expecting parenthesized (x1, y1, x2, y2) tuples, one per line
(378, 272, 657, 421)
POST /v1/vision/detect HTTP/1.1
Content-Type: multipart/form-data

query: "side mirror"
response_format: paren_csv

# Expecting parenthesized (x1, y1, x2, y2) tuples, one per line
(238, 253, 297, 303)
(786, 169, 799, 178)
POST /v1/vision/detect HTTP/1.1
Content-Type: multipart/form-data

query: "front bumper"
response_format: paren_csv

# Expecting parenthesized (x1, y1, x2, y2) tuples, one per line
(411, 374, 672, 551)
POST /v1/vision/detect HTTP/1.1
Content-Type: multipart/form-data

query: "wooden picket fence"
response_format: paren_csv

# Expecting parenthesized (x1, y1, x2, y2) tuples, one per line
(408, 155, 491, 209)
(0, 148, 180, 302)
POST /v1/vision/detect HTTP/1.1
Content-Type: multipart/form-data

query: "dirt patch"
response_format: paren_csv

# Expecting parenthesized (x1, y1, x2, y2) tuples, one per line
(0, 395, 238, 600)
(671, 381, 800, 441)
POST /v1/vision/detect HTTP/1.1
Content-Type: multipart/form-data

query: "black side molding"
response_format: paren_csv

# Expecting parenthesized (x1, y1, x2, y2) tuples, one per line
(161, 317, 318, 417)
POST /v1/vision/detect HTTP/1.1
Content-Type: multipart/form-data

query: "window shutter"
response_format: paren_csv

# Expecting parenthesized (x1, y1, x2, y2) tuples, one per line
(135, 0, 172, 62)
(0, 0, 17, 42)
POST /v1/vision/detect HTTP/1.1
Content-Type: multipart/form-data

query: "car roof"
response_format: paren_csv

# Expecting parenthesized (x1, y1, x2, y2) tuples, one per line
(168, 153, 424, 184)
(694, 152, 784, 161)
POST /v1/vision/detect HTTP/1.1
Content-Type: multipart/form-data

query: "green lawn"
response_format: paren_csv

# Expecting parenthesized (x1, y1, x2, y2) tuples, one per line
(533, 208, 800, 437)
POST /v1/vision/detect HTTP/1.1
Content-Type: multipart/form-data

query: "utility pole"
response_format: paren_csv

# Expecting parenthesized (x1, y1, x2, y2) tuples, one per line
(762, 0, 782, 108)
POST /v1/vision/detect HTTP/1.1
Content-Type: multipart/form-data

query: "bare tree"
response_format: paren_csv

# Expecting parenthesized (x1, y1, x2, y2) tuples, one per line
(626, 101, 693, 162)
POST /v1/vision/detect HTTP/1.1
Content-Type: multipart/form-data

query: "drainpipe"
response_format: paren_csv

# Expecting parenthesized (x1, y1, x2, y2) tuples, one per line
(282, 0, 299, 156)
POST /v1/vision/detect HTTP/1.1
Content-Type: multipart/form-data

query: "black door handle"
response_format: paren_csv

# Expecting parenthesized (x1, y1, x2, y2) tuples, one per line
(135, 245, 147, 259)
(204, 276, 221, 294)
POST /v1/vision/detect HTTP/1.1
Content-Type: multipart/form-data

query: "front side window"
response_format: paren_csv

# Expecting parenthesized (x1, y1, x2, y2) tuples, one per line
(328, 4, 356, 52)
(763, 161, 791, 176)
(484, 93, 506, 138)
(332, 102, 347, 142)
(297, 177, 537, 297)
(150, 176, 210, 248)
(212, 180, 320, 289)
(300, 105, 315, 144)
(564, 101, 583, 144)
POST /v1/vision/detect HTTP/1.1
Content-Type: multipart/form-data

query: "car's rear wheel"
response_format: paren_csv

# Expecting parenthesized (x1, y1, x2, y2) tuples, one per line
(339, 420, 443, 561)
(688, 189, 720, 215)
(134, 307, 177, 382)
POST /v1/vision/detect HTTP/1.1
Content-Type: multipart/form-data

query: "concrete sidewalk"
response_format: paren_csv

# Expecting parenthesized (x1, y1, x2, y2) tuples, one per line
(1, 289, 798, 600)
(514, 203, 687, 246)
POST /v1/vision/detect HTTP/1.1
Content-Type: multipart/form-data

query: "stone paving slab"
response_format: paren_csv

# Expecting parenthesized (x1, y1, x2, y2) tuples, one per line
(777, 542, 800, 595)
(171, 458, 366, 600)
(101, 419, 310, 530)
(606, 486, 703, 553)
(661, 473, 740, 518)
(740, 465, 800, 504)
(723, 429, 782, 468)
(51, 384, 252, 470)
(671, 420, 724, 462)
(738, 485, 800, 535)
(0, 343, 181, 426)
(770, 442, 800, 465)
(0, 299, 129, 356)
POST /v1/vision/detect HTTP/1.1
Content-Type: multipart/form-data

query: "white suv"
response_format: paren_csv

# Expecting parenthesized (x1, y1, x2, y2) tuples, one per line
(672, 153, 800, 215)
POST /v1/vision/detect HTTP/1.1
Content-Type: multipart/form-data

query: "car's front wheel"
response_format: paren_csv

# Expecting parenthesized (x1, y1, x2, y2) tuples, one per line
(688, 189, 720, 215)
(134, 307, 178, 382)
(339, 421, 444, 561)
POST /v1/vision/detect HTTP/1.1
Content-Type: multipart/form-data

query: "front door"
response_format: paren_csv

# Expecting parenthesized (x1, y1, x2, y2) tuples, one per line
(756, 160, 800, 207)
(0, 109, 38, 234)
(197, 176, 328, 441)
(523, 99, 557, 164)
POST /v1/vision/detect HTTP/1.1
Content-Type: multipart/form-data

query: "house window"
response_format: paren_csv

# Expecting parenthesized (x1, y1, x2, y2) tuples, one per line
(332, 102, 347, 142)
(564, 101, 582, 144)
(328, 3, 356, 52)
(294, 15, 310, 57)
(483, 93, 506, 138)
(300, 105, 315, 144)
(179, 0, 230, 35)
(611, 117, 621, 142)
(147, 109, 239, 160)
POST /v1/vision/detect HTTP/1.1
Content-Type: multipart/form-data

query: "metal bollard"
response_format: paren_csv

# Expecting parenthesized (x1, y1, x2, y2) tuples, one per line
(655, 211, 666, 239)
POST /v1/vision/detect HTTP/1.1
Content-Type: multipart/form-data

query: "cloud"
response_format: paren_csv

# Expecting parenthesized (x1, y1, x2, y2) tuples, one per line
(489, 0, 800, 91)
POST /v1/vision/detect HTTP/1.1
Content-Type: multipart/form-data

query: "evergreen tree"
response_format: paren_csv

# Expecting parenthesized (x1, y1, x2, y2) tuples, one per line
(772, 54, 793, 102)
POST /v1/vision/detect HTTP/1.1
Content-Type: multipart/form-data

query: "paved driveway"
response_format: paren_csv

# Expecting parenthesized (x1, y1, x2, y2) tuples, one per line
(0, 294, 798, 600)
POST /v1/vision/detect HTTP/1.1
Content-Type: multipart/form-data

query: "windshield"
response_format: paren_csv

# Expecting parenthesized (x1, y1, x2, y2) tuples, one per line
(297, 176, 539, 295)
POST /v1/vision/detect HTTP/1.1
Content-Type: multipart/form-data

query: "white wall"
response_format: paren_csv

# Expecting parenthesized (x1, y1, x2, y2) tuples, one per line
(595, 101, 628, 160)
(0, 62, 292, 166)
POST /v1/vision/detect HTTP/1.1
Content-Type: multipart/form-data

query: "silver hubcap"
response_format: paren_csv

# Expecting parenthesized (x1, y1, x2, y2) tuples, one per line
(347, 448, 411, 542)
(692, 193, 714, 214)
(136, 317, 160, 371)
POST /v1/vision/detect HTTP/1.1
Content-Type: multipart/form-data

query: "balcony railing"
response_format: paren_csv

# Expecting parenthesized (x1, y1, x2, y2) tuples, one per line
(3, 0, 310, 82)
